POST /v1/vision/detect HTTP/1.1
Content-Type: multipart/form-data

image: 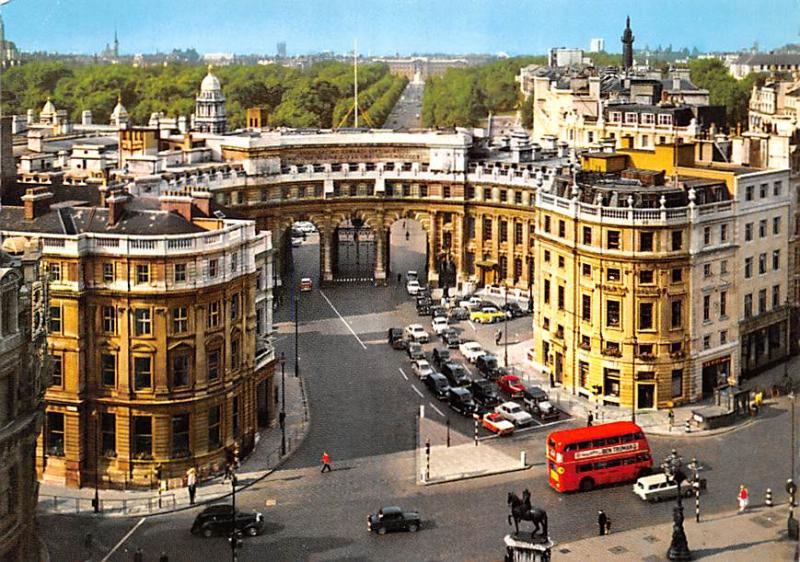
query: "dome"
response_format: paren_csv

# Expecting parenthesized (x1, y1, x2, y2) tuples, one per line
(200, 68, 221, 93)
(2, 236, 28, 255)
(41, 97, 56, 115)
(111, 95, 128, 119)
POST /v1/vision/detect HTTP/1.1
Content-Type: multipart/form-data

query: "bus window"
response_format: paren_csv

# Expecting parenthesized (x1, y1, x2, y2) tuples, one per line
(576, 463, 593, 473)
(578, 441, 592, 450)
(606, 459, 621, 468)
(592, 438, 607, 448)
(549, 439, 556, 448)
(564, 444, 576, 452)
(594, 461, 608, 470)
(634, 432, 644, 440)
(606, 436, 619, 445)
(621, 433, 634, 443)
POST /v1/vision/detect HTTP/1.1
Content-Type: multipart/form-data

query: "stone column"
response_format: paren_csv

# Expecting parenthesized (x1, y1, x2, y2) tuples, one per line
(374, 212, 387, 285)
(453, 213, 464, 287)
(321, 215, 334, 283)
(427, 211, 439, 285)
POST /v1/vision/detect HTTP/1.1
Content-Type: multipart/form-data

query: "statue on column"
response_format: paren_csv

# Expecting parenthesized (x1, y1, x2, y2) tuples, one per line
(507, 489, 548, 543)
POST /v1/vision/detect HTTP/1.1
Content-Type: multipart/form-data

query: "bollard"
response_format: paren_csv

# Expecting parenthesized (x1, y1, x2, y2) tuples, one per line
(765, 488, 773, 507)
(684, 419, 691, 433)
(520, 451, 527, 467)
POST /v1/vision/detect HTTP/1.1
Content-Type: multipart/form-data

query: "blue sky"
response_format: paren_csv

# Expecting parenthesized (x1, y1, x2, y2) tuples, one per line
(4, 0, 798, 56)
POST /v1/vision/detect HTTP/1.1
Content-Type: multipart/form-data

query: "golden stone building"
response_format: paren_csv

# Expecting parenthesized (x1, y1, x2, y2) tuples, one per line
(0, 186, 275, 489)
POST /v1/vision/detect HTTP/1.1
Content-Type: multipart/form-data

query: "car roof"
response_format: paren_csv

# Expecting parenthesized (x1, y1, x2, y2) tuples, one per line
(524, 386, 547, 397)
(381, 506, 403, 514)
(201, 504, 233, 514)
(301, 277, 312, 282)
(638, 473, 669, 485)
(501, 401, 520, 407)
(429, 372, 447, 381)
(480, 353, 498, 361)
(451, 387, 470, 396)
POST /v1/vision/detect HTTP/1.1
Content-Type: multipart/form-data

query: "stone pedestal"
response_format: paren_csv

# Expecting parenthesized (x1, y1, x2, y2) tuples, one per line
(503, 534, 554, 562)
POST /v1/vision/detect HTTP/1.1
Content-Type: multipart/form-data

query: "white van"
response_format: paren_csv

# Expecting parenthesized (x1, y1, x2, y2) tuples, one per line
(633, 473, 702, 502)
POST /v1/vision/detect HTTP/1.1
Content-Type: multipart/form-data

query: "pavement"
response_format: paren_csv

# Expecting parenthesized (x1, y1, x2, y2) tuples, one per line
(554, 504, 797, 561)
(37, 357, 310, 518)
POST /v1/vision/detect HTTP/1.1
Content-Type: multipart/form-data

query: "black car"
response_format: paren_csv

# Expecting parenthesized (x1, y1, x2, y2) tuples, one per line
(502, 302, 526, 318)
(407, 342, 425, 360)
(441, 361, 470, 387)
(431, 347, 451, 369)
(416, 301, 431, 316)
(431, 306, 448, 319)
(191, 505, 265, 538)
(447, 387, 477, 416)
(441, 328, 461, 348)
(449, 307, 470, 322)
(522, 385, 559, 420)
(368, 506, 421, 535)
(476, 354, 501, 380)
(387, 328, 405, 350)
(424, 372, 450, 400)
(469, 378, 501, 409)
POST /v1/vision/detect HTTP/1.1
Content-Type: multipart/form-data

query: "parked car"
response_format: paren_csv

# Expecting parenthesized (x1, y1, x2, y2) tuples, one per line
(431, 316, 449, 335)
(406, 280, 421, 295)
(633, 473, 703, 502)
(416, 301, 431, 316)
(502, 302, 526, 318)
(387, 328, 405, 350)
(448, 387, 477, 416)
(495, 401, 534, 427)
(431, 347, 451, 369)
(481, 412, 515, 435)
(441, 360, 470, 387)
(424, 372, 450, 400)
(459, 341, 485, 363)
(411, 359, 434, 381)
(406, 342, 425, 360)
(431, 306, 448, 319)
(470, 306, 506, 324)
(497, 374, 525, 398)
(291, 237, 303, 247)
(404, 324, 430, 343)
(476, 354, 501, 380)
(470, 378, 502, 409)
(294, 221, 316, 233)
(191, 505, 265, 538)
(458, 296, 482, 310)
(522, 386, 559, 420)
(406, 271, 418, 282)
(368, 506, 421, 534)
(441, 328, 461, 348)
(448, 307, 470, 321)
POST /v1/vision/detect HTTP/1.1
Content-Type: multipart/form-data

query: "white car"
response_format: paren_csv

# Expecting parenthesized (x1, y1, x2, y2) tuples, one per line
(633, 473, 696, 502)
(291, 237, 303, 247)
(411, 359, 434, 380)
(458, 296, 483, 310)
(406, 280, 421, 295)
(406, 270, 419, 282)
(431, 316, 449, 335)
(495, 401, 534, 427)
(404, 324, 430, 343)
(459, 341, 485, 363)
(295, 221, 316, 233)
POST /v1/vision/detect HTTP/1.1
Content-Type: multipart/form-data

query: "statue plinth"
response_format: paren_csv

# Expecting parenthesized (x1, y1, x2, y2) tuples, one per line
(504, 534, 554, 562)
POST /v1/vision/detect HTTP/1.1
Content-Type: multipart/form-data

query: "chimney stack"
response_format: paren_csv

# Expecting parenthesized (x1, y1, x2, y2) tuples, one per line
(21, 187, 53, 220)
(191, 189, 212, 217)
(106, 188, 129, 226)
(159, 191, 193, 222)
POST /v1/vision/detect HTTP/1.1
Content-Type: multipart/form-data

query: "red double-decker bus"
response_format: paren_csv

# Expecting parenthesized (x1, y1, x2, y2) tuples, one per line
(546, 421, 652, 493)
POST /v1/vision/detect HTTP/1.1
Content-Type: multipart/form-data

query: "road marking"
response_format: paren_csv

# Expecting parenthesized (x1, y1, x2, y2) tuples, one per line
(411, 385, 424, 398)
(429, 402, 445, 417)
(399, 367, 408, 380)
(319, 290, 367, 350)
(468, 320, 476, 331)
(101, 517, 146, 562)
(265, 498, 277, 506)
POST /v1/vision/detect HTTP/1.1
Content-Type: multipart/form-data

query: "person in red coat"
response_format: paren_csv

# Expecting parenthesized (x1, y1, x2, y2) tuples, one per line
(321, 451, 332, 473)
(738, 484, 749, 512)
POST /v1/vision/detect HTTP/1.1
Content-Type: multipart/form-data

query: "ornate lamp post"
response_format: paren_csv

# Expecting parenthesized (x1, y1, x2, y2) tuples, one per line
(92, 408, 100, 513)
(662, 448, 691, 560)
(279, 352, 286, 456)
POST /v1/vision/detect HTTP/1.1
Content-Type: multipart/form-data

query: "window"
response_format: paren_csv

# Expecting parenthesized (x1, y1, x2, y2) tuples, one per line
(581, 335, 591, 351)
(579, 361, 589, 388)
(136, 264, 150, 284)
(671, 369, 683, 398)
(759, 288, 767, 314)
(607, 268, 621, 282)
(625, 112, 638, 124)
(657, 114, 672, 125)
(48, 262, 61, 282)
(703, 335, 711, 350)
(759, 253, 767, 274)
(745, 185, 754, 201)
(721, 260, 729, 275)
(49, 306, 62, 333)
(744, 293, 753, 318)
(773, 250, 781, 270)
(103, 263, 114, 282)
(703, 295, 711, 322)
(745, 223, 753, 241)
(774, 181, 783, 196)
(774, 216, 781, 235)
(101, 354, 116, 387)
(639, 270, 653, 284)
(671, 268, 682, 283)
(671, 230, 682, 251)
(720, 330, 728, 344)
(582, 226, 592, 245)
(557, 286, 565, 310)
(720, 224, 728, 242)
(500, 220, 508, 242)
(208, 405, 221, 450)
(543, 215, 551, 233)
(231, 337, 241, 370)
(466, 216, 476, 239)
(134, 309, 151, 336)
(582, 295, 591, 321)
(639, 302, 653, 330)
(209, 259, 219, 278)
(134, 356, 152, 390)
(208, 301, 221, 328)
(543, 250, 551, 263)
(171, 353, 189, 387)
(483, 217, 493, 240)
(230, 294, 240, 321)
(760, 183, 768, 198)
(174, 263, 187, 283)
(558, 220, 566, 238)
(603, 368, 621, 397)
(132, 416, 152, 459)
(558, 256, 565, 269)
(745, 257, 753, 279)
(100, 305, 116, 334)
(607, 230, 620, 249)
(703, 264, 712, 278)
(543, 279, 550, 304)
(640, 232, 653, 252)
(101, 413, 116, 457)
(720, 291, 727, 317)
(514, 222, 523, 244)
(773, 284, 781, 308)
(49, 354, 63, 387)
(207, 349, 220, 381)
(606, 300, 621, 328)
(759, 219, 767, 238)
(232, 396, 240, 438)
(171, 414, 190, 458)
(671, 300, 682, 328)
(703, 227, 711, 245)
(582, 263, 592, 277)
(172, 306, 188, 333)
(46, 412, 65, 456)
(231, 253, 238, 273)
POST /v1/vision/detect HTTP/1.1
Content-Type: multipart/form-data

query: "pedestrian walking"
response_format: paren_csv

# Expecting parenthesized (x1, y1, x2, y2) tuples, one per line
(668, 408, 675, 431)
(397, 273, 402, 284)
(134, 548, 144, 562)
(495, 329, 502, 346)
(597, 510, 607, 536)
(186, 467, 197, 505)
(587, 412, 594, 427)
(159, 552, 169, 562)
(605, 516, 612, 535)
(738, 485, 749, 512)
(321, 451, 332, 473)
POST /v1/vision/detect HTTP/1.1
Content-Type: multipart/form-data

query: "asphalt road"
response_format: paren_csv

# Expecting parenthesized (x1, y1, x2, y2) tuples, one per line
(43, 230, 796, 562)
(384, 82, 424, 130)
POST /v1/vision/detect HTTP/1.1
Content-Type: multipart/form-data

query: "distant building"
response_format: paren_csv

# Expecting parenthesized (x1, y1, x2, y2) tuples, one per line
(728, 53, 800, 80)
(99, 29, 119, 61)
(195, 68, 227, 134)
(0, 14, 21, 68)
(277, 41, 286, 59)
(548, 48, 584, 68)
(590, 38, 605, 53)
(202, 52, 234, 66)
(375, 56, 470, 81)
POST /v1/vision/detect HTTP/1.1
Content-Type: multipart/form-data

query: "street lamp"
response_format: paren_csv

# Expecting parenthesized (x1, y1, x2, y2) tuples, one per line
(279, 352, 286, 456)
(662, 448, 691, 560)
(229, 468, 240, 562)
(504, 282, 509, 368)
(631, 336, 637, 424)
(92, 408, 100, 513)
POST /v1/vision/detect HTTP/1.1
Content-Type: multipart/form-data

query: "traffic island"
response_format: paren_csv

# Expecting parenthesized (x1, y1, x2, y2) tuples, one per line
(416, 405, 531, 485)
